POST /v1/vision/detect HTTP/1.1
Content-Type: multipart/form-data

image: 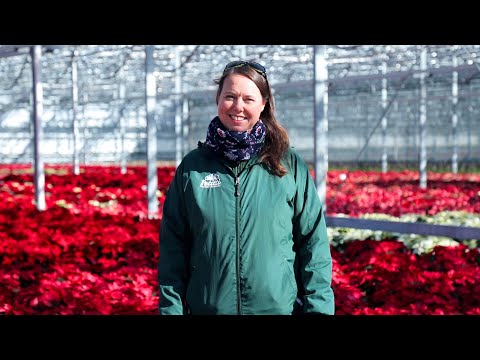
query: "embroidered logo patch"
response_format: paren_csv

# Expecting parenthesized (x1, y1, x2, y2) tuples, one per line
(200, 173, 221, 188)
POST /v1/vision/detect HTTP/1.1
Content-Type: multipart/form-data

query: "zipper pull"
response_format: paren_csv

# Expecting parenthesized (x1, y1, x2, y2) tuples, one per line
(234, 176, 240, 197)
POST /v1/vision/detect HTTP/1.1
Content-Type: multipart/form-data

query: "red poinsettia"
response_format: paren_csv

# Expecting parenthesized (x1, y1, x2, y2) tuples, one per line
(1, 164, 479, 314)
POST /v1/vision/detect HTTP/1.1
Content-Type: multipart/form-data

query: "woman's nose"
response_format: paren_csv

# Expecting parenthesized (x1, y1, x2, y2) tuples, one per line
(233, 99, 244, 110)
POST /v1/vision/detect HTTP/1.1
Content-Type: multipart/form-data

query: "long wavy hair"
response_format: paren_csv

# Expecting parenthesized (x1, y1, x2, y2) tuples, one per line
(215, 64, 290, 177)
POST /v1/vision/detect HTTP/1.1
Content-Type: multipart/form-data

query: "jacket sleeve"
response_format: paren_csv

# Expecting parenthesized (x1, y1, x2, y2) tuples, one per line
(291, 152, 335, 315)
(158, 161, 191, 315)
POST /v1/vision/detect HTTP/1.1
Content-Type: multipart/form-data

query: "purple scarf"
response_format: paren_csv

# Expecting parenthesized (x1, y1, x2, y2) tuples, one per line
(203, 116, 266, 161)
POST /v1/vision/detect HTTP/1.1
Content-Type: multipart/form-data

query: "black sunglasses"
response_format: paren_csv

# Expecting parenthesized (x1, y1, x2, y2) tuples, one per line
(223, 61, 267, 78)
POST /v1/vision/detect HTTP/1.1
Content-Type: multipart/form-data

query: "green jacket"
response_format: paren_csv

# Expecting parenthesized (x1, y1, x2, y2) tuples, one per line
(158, 145, 334, 315)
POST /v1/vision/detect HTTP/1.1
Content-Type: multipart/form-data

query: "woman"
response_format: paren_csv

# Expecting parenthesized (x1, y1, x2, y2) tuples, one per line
(158, 60, 334, 315)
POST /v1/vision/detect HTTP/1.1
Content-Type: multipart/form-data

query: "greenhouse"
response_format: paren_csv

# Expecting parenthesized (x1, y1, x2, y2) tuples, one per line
(2, 45, 480, 164)
(1, 45, 480, 315)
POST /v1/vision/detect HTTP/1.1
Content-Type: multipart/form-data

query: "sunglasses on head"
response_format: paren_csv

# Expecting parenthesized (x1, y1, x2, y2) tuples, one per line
(223, 61, 267, 78)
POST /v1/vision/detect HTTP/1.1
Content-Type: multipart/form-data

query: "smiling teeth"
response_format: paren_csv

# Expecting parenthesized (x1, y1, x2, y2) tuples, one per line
(231, 116, 245, 121)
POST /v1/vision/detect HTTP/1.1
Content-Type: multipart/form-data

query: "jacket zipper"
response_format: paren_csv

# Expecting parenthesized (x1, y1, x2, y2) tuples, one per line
(234, 175, 240, 197)
(220, 159, 254, 315)
(234, 167, 242, 314)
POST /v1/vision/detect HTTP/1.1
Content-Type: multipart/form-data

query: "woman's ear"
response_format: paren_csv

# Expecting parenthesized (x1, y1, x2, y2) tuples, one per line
(261, 100, 267, 112)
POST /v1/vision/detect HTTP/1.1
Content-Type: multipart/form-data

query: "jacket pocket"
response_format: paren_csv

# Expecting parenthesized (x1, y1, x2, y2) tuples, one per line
(282, 257, 298, 293)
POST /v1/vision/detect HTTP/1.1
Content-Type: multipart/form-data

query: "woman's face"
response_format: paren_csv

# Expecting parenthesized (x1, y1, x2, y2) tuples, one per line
(217, 73, 266, 132)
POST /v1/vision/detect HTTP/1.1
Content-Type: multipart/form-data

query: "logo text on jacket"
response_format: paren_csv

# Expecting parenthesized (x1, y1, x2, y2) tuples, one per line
(200, 173, 221, 188)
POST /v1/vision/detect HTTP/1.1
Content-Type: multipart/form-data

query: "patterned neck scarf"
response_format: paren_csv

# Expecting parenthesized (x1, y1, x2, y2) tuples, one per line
(203, 116, 266, 161)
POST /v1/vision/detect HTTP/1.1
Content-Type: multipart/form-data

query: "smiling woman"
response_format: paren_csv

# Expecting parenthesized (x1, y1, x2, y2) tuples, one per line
(157, 60, 335, 315)
(216, 73, 266, 133)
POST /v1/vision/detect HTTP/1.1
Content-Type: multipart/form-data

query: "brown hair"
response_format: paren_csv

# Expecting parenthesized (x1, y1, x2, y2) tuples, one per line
(215, 64, 290, 177)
